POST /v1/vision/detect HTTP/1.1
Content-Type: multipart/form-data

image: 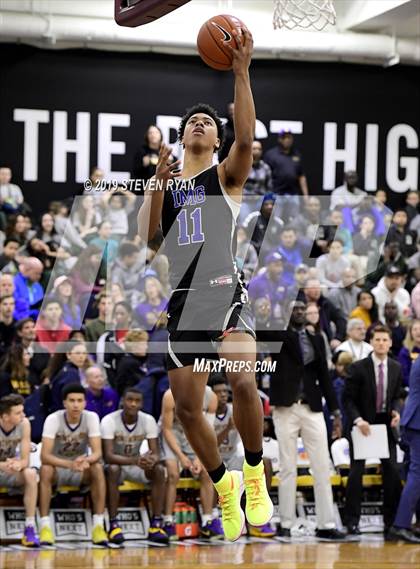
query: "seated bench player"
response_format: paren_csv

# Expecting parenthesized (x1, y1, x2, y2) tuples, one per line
(0, 394, 39, 547)
(101, 387, 168, 544)
(211, 377, 275, 538)
(39, 383, 108, 546)
(160, 385, 223, 541)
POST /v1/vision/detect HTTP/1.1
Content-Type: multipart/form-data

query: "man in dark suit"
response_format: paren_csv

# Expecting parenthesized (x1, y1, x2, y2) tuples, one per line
(343, 325, 402, 536)
(269, 300, 344, 540)
(388, 357, 420, 543)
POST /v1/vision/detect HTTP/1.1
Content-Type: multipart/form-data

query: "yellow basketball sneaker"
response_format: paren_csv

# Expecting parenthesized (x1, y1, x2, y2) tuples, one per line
(243, 460, 273, 527)
(39, 525, 55, 546)
(92, 524, 109, 546)
(214, 470, 245, 542)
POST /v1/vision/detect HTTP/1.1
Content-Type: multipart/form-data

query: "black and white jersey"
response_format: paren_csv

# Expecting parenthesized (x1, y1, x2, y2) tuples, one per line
(161, 165, 244, 293)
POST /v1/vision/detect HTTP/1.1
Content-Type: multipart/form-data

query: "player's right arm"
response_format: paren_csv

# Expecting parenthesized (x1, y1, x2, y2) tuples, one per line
(137, 144, 181, 242)
(218, 28, 254, 199)
(161, 390, 192, 469)
(41, 437, 75, 469)
(41, 414, 75, 469)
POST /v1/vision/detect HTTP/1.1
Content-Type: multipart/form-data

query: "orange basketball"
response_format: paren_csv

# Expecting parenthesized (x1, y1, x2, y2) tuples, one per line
(197, 14, 247, 71)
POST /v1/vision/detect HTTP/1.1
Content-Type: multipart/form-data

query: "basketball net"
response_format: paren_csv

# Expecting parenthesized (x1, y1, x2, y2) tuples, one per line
(273, 0, 336, 31)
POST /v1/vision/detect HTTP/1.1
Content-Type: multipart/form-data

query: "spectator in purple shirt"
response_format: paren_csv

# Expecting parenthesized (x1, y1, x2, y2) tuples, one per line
(134, 276, 168, 330)
(248, 252, 288, 323)
(86, 365, 119, 419)
(276, 226, 305, 284)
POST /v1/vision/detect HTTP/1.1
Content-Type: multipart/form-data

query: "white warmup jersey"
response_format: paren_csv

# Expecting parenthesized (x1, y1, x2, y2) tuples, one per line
(0, 422, 23, 461)
(214, 403, 241, 460)
(42, 410, 100, 458)
(101, 410, 158, 457)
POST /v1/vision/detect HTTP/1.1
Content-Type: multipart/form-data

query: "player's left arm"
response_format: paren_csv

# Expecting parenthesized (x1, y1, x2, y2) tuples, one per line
(13, 418, 31, 470)
(218, 28, 255, 199)
(87, 436, 102, 464)
(145, 437, 160, 466)
(85, 412, 102, 464)
(205, 391, 217, 427)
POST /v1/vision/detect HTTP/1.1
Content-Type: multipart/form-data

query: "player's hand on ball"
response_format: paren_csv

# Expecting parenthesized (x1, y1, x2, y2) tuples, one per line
(228, 28, 253, 74)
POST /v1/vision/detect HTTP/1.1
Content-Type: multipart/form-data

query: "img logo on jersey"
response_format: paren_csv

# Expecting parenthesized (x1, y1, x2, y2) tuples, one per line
(172, 183, 206, 208)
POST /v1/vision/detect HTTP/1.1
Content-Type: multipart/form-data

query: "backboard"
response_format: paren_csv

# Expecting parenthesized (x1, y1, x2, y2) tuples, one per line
(115, 0, 191, 27)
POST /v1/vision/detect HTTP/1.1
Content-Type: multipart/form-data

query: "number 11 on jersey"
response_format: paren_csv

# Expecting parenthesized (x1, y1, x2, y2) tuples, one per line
(177, 207, 205, 246)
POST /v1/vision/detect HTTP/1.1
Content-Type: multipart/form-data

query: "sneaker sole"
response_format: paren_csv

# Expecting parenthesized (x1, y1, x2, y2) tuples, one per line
(149, 537, 170, 544)
(223, 470, 246, 542)
(249, 532, 276, 539)
(200, 533, 225, 542)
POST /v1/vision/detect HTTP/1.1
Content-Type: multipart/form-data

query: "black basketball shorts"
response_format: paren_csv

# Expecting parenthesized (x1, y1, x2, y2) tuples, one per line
(166, 286, 256, 370)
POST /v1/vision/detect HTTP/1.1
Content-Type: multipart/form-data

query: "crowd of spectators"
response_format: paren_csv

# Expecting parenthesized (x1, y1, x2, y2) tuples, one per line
(0, 120, 419, 541)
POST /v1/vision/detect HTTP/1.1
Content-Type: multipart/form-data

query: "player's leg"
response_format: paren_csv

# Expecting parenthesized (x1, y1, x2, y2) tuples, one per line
(39, 464, 57, 545)
(82, 464, 108, 545)
(169, 367, 221, 470)
(220, 332, 273, 528)
(169, 365, 248, 540)
(21, 467, 40, 546)
(145, 463, 166, 520)
(198, 469, 223, 540)
(144, 463, 169, 543)
(163, 458, 180, 541)
(105, 464, 124, 544)
(219, 333, 263, 456)
(0, 470, 40, 547)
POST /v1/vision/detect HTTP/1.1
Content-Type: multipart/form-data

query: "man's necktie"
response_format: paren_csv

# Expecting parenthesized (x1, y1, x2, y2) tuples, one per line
(376, 362, 384, 413)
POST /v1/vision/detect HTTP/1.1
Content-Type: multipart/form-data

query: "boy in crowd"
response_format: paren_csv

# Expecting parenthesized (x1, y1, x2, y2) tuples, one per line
(211, 378, 275, 538)
(39, 384, 108, 546)
(101, 387, 168, 544)
(0, 238, 20, 273)
(35, 298, 71, 354)
(0, 394, 39, 547)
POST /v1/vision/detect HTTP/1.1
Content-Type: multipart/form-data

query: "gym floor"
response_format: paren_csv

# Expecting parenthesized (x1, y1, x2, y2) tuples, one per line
(1, 536, 420, 568)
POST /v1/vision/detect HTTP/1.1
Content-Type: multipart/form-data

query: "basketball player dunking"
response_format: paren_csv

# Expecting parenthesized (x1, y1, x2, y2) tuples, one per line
(138, 28, 273, 541)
